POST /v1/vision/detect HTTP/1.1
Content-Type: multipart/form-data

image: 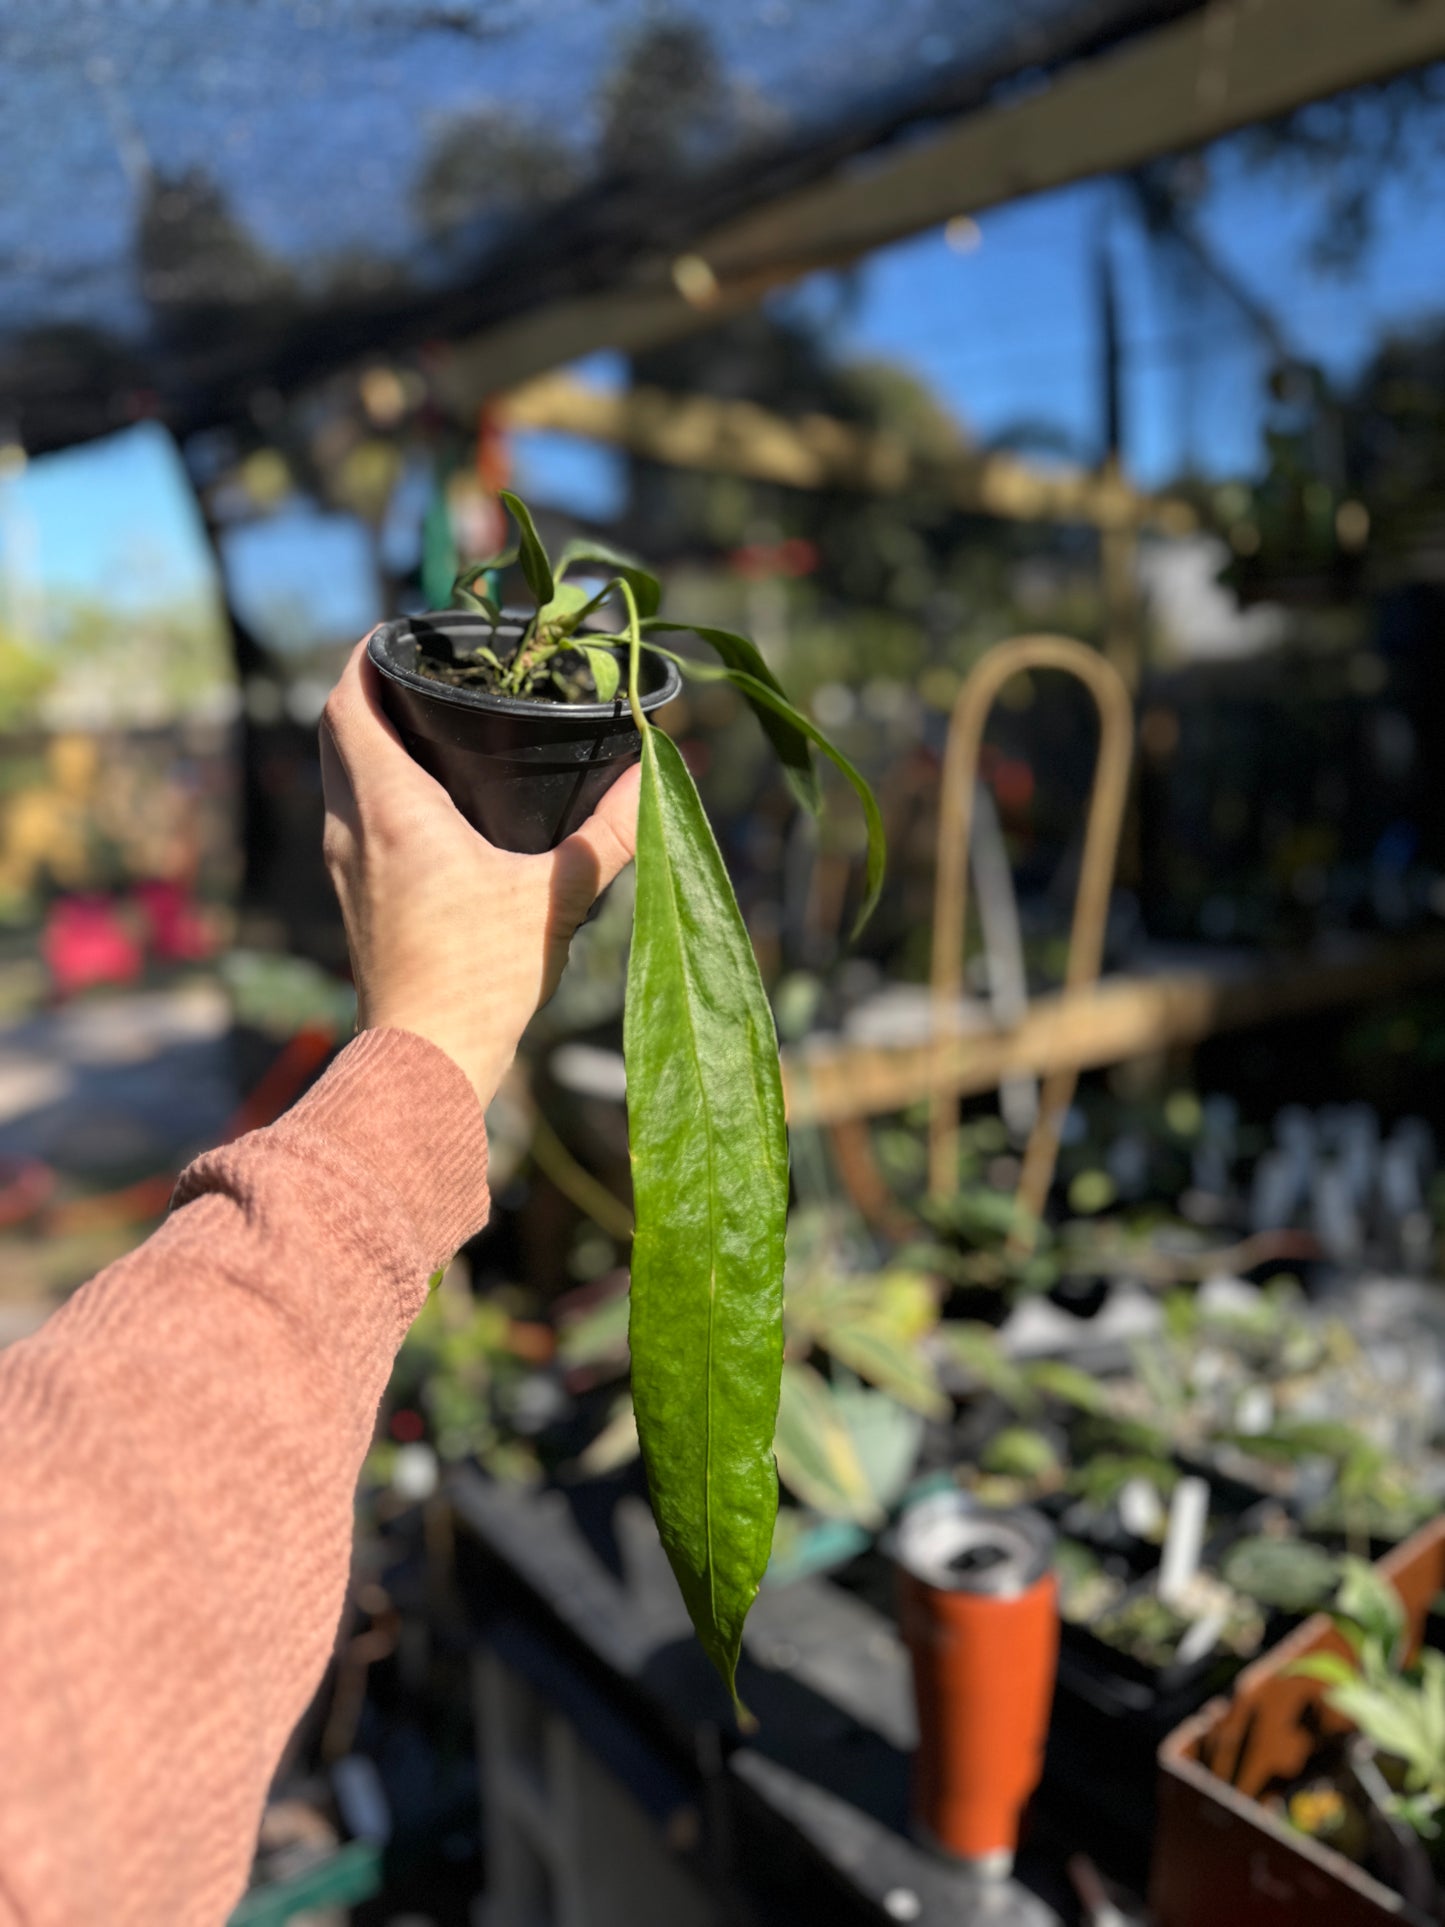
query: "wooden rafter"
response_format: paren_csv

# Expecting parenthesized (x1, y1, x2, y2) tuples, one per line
(451, 0, 1445, 395)
(494, 371, 1197, 533)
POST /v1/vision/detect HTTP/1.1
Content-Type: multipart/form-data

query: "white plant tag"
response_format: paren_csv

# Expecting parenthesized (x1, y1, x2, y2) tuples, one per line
(1158, 1476, 1210, 1607)
(1176, 1609, 1225, 1668)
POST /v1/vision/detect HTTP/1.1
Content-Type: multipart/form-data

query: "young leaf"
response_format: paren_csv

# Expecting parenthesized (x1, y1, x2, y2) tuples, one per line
(555, 537, 662, 619)
(645, 646, 885, 935)
(499, 489, 555, 607)
(537, 581, 596, 629)
(451, 561, 505, 617)
(456, 552, 517, 583)
(642, 620, 821, 814)
(1337, 1557, 1408, 1662)
(579, 645, 621, 702)
(454, 585, 502, 621)
(625, 726, 788, 1708)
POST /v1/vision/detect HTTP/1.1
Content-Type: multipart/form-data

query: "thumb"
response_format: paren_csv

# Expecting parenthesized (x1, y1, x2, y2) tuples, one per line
(557, 762, 642, 898)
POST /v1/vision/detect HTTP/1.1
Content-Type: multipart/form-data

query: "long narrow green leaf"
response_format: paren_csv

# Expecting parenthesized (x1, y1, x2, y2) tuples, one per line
(499, 489, 555, 606)
(642, 620, 821, 814)
(625, 727, 788, 1707)
(642, 644, 885, 936)
(555, 538, 662, 618)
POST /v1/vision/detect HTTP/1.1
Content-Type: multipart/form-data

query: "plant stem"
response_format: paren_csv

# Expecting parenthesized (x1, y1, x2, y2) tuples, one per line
(621, 579, 647, 736)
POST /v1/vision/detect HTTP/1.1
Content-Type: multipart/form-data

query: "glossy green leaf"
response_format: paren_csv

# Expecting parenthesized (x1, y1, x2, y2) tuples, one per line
(642, 643, 885, 935)
(642, 620, 821, 814)
(579, 645, 621, 702)
(499, 489, 554, 606)
(625, 725, 787, 1706)
(555, 537, 662, 618)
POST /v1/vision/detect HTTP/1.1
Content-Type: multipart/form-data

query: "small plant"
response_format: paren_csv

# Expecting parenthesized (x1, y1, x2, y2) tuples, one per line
(1222, 1535, 1339, 1616)
(1092, 1575, 1264, 1669)
(437, 495, 885, 1708)
(1292, 1560, 1445, 1843)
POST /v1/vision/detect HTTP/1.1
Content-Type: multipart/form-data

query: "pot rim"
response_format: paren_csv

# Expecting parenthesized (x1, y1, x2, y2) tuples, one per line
(889, 1490, 1055, 1596)
(369, 613, 683, 723)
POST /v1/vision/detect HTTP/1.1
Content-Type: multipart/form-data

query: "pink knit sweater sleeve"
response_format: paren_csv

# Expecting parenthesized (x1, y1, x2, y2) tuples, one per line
(0, 1028, 490, 1927)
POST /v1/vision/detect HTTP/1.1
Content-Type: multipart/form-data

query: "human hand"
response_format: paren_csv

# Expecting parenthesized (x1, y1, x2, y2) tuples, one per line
(319, 640, 640, 1108)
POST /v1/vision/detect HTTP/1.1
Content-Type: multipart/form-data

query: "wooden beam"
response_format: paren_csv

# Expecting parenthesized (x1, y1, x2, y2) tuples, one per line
(781, 931, 1445, 1126)
(703, 0, 1445, 283)
(451, 0, 1445, 395)
(496, 371, 1197, 533)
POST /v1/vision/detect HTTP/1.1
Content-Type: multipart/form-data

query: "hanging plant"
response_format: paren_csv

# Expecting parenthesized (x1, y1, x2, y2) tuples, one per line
(371, 493, 885, 1709)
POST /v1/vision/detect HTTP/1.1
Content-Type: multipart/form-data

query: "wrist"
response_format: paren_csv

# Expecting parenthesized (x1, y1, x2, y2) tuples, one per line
(356, 1005, 514, 1111)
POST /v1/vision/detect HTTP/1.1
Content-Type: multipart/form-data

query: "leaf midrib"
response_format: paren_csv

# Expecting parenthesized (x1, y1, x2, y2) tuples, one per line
(645, 733, 721, 1636)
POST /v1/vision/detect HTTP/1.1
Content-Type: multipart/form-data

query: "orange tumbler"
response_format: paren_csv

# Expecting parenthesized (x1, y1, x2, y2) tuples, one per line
(894, 1494, 1059, 1874)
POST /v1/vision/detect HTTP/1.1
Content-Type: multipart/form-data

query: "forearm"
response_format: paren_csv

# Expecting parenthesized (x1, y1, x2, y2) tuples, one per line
(0, 1029, 489, 1927)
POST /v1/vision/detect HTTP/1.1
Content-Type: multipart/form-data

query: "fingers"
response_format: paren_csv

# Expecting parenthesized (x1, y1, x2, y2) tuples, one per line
(558, 763, 641, 897)
(320, 636, 464, 837)
(318, 715, 359, 842)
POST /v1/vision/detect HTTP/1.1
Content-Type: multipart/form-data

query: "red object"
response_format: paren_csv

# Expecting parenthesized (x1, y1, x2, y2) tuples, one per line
(476, 401, 512, 497)
(47, 1023, 340, 1237)
(896, 1498, 1059, 1866)
(41, 896, 144, 997)
(223, 1025, 338, 1142)
(728, 536, 820, 580)
(0, 1158, 56, 1231)
(132, 880, 217, 963)
(990, 757, 1036, 814)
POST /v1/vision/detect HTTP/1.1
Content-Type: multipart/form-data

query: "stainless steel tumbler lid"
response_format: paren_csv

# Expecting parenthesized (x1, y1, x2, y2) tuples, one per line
(892, 1490, 1053, 1597)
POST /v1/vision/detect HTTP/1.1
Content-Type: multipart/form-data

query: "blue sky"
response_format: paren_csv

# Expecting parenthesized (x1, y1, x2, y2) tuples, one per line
(3, 128, 1443, 647)
(0, 422, 219, 617)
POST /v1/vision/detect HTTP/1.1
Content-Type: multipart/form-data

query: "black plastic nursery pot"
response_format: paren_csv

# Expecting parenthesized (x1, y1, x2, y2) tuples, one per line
(369, 613, 683, 855)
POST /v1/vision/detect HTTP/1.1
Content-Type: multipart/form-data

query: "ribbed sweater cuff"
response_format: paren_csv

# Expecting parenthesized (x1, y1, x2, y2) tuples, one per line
(275, 1027, 491, 1266)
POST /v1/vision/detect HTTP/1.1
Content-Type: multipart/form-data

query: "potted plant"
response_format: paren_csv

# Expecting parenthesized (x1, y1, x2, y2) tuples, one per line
(370, 494, 885, 1708)
(1153, 1513, 1445, 1927)
(1289, 1558, 1445, 1911)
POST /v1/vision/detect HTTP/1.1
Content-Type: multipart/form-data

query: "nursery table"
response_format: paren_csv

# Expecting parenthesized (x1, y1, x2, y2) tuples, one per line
(450, 1468, 1072, 1927)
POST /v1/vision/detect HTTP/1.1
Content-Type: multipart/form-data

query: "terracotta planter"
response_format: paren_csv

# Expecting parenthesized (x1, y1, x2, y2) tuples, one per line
(894, 1493, 1059, 1872)
(1152, 1513, 1445, 1927)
